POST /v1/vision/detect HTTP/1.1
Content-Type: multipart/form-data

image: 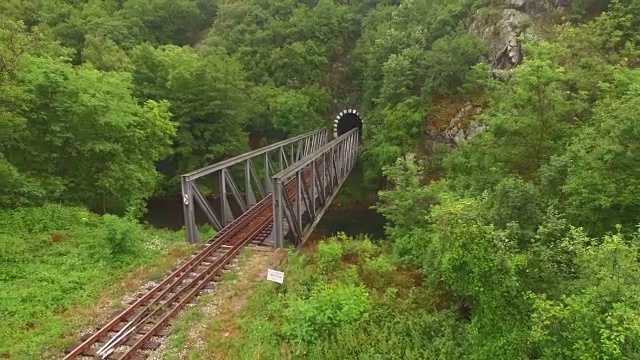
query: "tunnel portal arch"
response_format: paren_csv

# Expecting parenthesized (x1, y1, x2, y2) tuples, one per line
(333, 109, 363, 140)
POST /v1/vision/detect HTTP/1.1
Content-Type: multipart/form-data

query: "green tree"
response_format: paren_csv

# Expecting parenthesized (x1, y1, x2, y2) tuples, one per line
(3, 55, 176, 214)
(130, 44, 249, 182)
(530, 231, 640, 359)
(248, 85, 326, 140)
(554, 70, 640, 235)
(81, 34, 131, 71)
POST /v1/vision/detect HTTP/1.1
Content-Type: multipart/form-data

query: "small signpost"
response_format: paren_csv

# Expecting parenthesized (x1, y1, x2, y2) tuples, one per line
(266, 269, 284, 284)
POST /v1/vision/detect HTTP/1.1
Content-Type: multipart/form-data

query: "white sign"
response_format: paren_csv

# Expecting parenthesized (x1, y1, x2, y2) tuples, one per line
(266, 269, 284, 284)
(183, 194, 189, 205)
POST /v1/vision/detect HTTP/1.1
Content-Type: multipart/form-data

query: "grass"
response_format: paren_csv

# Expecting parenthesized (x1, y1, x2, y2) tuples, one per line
(161, 247, 284, 360)
(0, 204, 201, 359)
(180, 233, 463, 360)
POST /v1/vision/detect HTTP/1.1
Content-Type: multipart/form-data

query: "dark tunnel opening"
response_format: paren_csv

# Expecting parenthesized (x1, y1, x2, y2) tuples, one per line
(334, 110, 363, 140)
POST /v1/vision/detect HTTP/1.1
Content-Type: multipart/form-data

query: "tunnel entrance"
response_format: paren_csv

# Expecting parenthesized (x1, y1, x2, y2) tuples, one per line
(333, 109, 363, 140)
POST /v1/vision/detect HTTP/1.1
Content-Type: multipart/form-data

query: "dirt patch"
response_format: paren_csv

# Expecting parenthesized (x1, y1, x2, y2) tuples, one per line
(298, 231, 325, 255)
(224, 248, 288, 324)
(49, 232, 71, 244)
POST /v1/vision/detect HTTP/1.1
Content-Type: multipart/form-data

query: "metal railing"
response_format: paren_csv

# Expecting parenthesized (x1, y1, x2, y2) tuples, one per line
(181, 128, 329, 243)
(271, 128, 361, 248)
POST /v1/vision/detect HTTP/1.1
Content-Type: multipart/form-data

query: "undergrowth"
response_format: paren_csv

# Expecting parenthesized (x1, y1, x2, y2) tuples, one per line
(0, 204, 190, 358)
(205, 233, 465, 359)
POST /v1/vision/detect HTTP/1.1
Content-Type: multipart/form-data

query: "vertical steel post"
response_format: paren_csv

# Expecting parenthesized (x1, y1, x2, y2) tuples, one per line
(181, 176, 199, 243)
(338, 141, 343, 179)
(332, 145, 336, 185)
(352, 133, 356, 167)
(245, 160, 255, 207)
(296, 171, 302, 237)
(344, 138, 349, 175)
(265, 153, 272, 194)
(220, 170, 228, 226)
(353, 132, 358, 167)
(311, 160, 316, 216)
(273, 180, 284, 248)
(322, 152, 327, 201)
(352, 134, 356, 168)
(345, 135, 350, 171)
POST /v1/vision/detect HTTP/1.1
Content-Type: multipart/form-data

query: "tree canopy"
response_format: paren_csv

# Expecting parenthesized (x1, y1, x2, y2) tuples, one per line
(1, 0, 639, 358)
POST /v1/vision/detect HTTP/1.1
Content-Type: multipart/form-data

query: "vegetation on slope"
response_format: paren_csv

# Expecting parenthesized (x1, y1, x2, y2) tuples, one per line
(0, 0, 639, 358)
(199, 0, 639, 358)
(206, 230, 640, 359)
(0, 204, 192, 358)
(203, 234, 441, 359)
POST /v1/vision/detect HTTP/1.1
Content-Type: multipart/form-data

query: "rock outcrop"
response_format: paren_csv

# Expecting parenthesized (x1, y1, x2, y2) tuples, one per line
(470, 0, 571, 71)
(470, 8, 531, 71)
(425, 103, 486, 150)
(426, 0, 572, 148)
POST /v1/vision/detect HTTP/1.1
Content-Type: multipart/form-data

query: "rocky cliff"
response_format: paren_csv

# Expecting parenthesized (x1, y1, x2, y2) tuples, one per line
(425, 0, 571, 151)
(471, 0, 572, 72)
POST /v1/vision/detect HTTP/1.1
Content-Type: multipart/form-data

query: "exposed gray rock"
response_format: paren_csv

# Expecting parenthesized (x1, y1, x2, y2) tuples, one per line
(511, 0, 526, 9)
(510, 0, 573, 14)
(470, 8, 531, 71)
(470, 0, 571, 71)
(426, 0, 572, 150)
(425, 103, 486, 149)
(510, 0, 550, 15)
(553, 0, 572, 8)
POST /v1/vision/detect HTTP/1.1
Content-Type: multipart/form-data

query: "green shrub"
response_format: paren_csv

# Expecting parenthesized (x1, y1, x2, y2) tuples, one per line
(198, 223, 217, 241)
(283, 283, 372, 349)
(362, 255, 396, 288)
(317, 237, 344, 273)
(0, 203, 95, 236)
(102, 214, 142, 260)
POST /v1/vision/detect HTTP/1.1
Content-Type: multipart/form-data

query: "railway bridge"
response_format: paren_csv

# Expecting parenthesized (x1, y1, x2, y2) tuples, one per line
(63, 109, 364, 359)
(181, 108, 364, 248)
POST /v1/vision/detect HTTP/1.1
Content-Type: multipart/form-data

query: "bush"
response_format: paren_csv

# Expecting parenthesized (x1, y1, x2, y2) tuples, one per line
(103, 214, 142, 260)
(317, 237, 344, 273)
(283, 283, 372, 349)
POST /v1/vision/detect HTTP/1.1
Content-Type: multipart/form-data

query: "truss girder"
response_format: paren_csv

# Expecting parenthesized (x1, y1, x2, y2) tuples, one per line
(181, 129, 329, 243)
(271, 128, 360, 248)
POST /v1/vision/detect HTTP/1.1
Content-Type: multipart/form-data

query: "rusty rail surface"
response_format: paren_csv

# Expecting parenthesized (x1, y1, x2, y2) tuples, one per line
(63, 166, 315, 360)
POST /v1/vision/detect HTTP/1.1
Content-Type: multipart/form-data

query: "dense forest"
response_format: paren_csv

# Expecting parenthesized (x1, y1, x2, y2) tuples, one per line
(1, 0, 639, 358)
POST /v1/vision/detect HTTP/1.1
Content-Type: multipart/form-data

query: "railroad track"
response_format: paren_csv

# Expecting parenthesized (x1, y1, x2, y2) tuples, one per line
(62, 163, 319, 360)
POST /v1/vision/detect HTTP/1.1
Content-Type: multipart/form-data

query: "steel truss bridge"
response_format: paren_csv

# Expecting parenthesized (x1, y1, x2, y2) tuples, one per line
(181, 108, 363, 248)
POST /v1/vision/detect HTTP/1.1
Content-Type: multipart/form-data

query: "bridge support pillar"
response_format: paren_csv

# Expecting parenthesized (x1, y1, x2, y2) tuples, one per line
(181, 176, 200, 244)
(272, 179, 285, 248)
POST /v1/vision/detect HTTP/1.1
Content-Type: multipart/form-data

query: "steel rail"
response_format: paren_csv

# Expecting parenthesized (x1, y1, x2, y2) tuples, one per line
(117, 169, 311, 359)
(64, 163, 316, 359)
(62, 200, 268, 359)
(117, 203, 273, 359)
(99, 195, 278, 356)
